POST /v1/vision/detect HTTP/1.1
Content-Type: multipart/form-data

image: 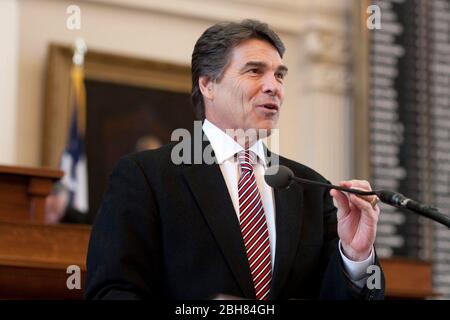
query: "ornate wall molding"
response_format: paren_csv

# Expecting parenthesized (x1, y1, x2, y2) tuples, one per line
(300, 28, 350, 94)
(81, 0, 352, 94)
(82, 0, 348, 33)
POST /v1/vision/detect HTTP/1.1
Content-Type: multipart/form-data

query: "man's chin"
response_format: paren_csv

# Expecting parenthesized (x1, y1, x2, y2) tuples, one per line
(256, 121, 278, 137)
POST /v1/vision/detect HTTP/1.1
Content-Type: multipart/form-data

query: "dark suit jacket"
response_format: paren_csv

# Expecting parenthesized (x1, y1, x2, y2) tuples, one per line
(85, 139, 385, 300)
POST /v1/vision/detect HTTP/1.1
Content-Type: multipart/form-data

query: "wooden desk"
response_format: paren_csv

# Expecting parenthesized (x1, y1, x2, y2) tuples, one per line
(0, 165, 90, 299)
(380, 258, 436, 299)
(0, 221, 90, 299)
(0, 165, 63, 223)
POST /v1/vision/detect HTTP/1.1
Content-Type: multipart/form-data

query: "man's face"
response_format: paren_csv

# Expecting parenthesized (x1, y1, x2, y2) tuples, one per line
(204, 38, 287, 134)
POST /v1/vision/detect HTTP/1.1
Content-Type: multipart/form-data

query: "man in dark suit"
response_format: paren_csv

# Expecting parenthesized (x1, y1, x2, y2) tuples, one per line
(86, 19, 385, 300)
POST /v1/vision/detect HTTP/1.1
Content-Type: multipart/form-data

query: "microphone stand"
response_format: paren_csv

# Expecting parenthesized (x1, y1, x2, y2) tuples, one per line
(288, 176, 450, 229)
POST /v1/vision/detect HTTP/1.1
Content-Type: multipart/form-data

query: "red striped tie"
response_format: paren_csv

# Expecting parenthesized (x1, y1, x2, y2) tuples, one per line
(237, 150, 272, 300)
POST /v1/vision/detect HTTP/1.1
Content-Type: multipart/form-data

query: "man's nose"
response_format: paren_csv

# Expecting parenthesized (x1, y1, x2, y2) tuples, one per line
(261, 73, 282, 97)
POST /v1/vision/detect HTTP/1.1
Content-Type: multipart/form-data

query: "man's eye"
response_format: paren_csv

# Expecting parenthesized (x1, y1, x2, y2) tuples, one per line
(248, 68, 260, 74)
(276, 73, 285, 81)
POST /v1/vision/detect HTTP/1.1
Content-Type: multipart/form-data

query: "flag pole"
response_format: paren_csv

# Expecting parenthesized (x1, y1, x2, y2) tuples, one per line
(59, 38, 89, 215)
(72, 38, 87, 137)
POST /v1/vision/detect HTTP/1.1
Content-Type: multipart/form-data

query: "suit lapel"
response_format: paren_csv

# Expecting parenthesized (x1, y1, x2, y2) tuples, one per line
(181, 140, 255, 299)
(268, 162, 305, 299)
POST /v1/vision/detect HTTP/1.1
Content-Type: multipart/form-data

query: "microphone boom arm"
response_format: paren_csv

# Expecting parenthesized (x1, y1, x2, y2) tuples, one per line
(265, 165, 450, 229)
(291, 176, 450, 228)
(290, 176, 376, 196)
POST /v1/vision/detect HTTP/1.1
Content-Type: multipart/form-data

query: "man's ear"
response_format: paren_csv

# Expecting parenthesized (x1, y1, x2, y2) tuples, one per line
(199, 76, 214, 100)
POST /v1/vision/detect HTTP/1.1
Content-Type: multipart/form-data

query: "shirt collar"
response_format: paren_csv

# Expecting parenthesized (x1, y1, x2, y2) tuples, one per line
(202, 119, 267, 167)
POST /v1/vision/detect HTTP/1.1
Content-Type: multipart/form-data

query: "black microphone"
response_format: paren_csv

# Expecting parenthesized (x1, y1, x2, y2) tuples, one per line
(264, 165, 450, 228)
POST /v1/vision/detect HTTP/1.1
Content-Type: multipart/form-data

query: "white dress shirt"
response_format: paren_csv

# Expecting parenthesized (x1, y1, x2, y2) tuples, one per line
(202, 119, 374, 288)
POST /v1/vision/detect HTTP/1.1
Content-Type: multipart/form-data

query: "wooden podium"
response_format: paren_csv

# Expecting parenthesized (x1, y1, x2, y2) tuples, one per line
(0, 165, 63, 223)
(0, 165, 90, 299)
(381, 258, 435, 299)
(0, 165, 436, 299)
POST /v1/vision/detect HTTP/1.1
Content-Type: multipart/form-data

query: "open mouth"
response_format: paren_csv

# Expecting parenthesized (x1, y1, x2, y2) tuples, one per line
(258, 103, 279, 111)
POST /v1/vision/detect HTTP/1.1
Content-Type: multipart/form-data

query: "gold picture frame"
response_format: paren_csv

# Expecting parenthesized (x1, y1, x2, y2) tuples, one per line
(42, 44, 191, 168)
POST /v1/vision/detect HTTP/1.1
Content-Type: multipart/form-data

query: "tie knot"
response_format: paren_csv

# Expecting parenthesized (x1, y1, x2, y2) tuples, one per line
(237, 150, 256, 172)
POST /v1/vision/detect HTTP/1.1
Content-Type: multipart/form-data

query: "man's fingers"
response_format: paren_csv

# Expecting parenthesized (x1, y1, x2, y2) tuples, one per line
(343, 180, 372, 191)
(348, 200, 358, 213)
(340, 180, 377, 208)
(339, 181, 352, 189)
(349, 194, 380, 217)
(330, 189, 350, 220)
(335, 180, 380, 216)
